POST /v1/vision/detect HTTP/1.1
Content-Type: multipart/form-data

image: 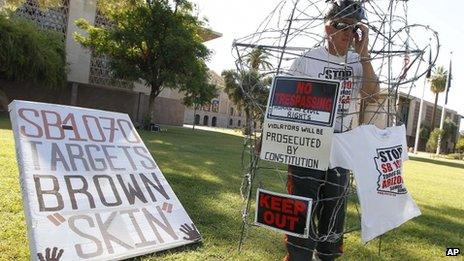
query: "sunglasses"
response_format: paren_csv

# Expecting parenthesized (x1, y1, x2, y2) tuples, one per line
(331, 21, 359, 32)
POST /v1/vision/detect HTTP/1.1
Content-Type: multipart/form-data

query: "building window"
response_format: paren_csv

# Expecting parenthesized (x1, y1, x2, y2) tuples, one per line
(212, 117, 217, 127)
(239, 111, 242, 117)
(89, 10, 134, 89)
(203, 115, 209, 126)
(194, 114, 200, 125)
(230, 107, 234, 116)
(253, 122, 257, 129)
(229, 119, 233, 126)
(238, 120, 241, 127)
(15, 0, 70, 39)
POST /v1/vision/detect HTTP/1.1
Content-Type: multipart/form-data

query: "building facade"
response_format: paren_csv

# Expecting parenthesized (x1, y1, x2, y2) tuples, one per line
(183, 71, 249, 129)
(1, 0, 224, 127)
(362, 91, 462, 152)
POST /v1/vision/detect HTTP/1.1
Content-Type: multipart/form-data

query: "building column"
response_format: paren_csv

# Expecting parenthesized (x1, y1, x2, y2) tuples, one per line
(65, 0, 97, 84)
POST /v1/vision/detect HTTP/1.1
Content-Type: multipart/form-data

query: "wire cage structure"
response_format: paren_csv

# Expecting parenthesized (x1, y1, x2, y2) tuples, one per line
(233, 0, 439, 256)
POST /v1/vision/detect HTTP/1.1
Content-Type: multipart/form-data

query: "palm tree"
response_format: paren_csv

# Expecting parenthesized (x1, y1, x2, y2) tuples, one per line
(244, 47, 273, 71)
(222, 47, 273, 134)
(430, 66, 447, 128)
(222, 70, 270, 134)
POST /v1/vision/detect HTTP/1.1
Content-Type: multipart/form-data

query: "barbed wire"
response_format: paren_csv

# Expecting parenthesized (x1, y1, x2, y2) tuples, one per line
(234, 0, 439, 257)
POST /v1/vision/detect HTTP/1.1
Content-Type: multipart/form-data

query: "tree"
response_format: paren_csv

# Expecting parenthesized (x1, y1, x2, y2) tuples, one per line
(0, 0, 62, 11)
(183, 70, 218, 130)
(222, 69, 270, 134)
(74, 0, 211, 123)
(441, 117, 458, 153)
(244, 47, 273, 71)
(429, 66, 447, 128)
(426, 128, 444, 153)
(222, 47, 272, 134)
(0, 12, 66, 109)
(419, 121, 431, 141)
(456, 137, 464, 152)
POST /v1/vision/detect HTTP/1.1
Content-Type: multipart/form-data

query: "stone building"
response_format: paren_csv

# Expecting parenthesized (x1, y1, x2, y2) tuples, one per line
(1, 0, 226, 127)
(183, 71, 249, 129)
(362, 91, 462, 152)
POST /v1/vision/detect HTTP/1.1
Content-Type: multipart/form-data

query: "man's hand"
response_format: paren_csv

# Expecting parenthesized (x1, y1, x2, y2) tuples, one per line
(353, 23, 370, 58)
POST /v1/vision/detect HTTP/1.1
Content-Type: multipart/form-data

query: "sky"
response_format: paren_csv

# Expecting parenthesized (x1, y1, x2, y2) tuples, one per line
(191, 0, 464, 131)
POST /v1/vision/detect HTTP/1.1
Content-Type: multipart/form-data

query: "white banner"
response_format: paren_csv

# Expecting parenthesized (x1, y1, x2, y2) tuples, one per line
(9, 100, 200, 261)
(260, 76, 340, 171)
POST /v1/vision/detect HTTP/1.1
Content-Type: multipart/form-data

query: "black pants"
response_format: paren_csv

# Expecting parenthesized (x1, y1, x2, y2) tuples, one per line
(286, 165, 349, 261)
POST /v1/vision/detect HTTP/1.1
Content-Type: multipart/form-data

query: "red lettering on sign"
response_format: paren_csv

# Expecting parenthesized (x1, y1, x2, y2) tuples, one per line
(271, 197, 281, 212)
(294, 201, 306, 216)
(287, 216, 299, 230)
(381, 163, 393, 173)
(282, 199, 293, 214)
(275, 213, 286, 228)
(274, 93, 333, 111)
(257, 192, 309, 234)
(260, 194, 270, 208)
(263, 210, 274, 224)
(296, 82, 313, 94)
(382, 176, 403, 188)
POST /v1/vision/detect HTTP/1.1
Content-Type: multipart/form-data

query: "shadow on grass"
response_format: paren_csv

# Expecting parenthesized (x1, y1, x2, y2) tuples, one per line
(127, 168, 249, 259)
(0, 114, 11, 130)
(103, 129, 464, 259)
(124, 129, 265, 259)
(128, 242, 204, 261)
(341, 202, 464, 260)
(409, 156, 464, 169)
(399, 204, 464, 249)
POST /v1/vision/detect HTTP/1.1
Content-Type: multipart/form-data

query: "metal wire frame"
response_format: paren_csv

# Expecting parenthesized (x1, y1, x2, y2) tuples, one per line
(234, 0, 439, 256)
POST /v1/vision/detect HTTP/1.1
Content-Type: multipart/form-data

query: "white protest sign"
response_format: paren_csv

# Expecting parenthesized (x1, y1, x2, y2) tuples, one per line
(9, 100, 201, 261)
(260, 76, 340, 171)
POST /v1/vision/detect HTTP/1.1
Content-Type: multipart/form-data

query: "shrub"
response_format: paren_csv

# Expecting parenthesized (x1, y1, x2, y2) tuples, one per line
(426, 128, 444, 153)
(445, 153, 463, 160)
(0, 13, 66, 88)
(456, 137, 464, 151)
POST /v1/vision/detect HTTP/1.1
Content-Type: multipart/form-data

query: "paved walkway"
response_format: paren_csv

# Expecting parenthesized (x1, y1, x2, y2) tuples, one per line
(408, 151, 464, 167)
(182, 124, 244, 137)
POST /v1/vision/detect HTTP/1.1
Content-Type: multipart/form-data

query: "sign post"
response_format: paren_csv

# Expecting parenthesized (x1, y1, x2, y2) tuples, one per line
(260, 76, 341, 170)
(9, 100, 201, 260)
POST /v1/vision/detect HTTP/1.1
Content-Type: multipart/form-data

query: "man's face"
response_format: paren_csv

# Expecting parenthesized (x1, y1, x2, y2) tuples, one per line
(325, 18, 357, 55)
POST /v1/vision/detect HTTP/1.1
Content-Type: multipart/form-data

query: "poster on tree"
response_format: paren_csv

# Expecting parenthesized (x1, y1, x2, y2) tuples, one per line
(259, 76, 341, 171)
(8, 100, 200, 260)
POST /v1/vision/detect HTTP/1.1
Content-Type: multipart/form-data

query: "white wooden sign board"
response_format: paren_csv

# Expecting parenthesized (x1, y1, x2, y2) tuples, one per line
(260, 76, 341, 171)
(9, 100, 200, 261)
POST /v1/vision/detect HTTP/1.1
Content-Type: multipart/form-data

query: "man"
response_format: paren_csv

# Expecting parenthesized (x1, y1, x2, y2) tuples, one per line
(285, 1, 379, 260)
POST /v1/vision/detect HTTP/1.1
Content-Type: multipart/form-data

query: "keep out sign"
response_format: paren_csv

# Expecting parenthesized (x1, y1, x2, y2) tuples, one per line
(255, 189, 312, 238)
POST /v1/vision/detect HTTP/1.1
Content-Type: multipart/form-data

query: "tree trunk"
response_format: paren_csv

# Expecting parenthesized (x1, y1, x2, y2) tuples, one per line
(431, 92, 439, 128)
(244, 108, 251, 136)
(192, 106, 197, 131)
(0, 88, 9, 112)
(148, 90, 157, 125)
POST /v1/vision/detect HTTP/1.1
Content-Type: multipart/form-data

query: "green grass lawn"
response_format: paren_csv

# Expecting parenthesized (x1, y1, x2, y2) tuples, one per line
(0, 115, 463, 261)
